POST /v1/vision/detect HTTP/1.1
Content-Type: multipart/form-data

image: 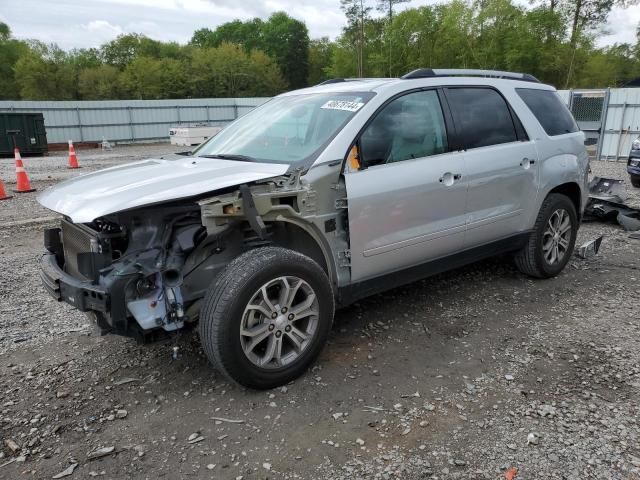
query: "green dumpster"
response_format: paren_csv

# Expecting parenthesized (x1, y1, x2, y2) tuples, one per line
(0, 112, 48, 157)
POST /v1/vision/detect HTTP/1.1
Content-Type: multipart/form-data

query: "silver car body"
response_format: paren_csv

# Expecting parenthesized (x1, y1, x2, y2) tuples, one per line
(38, 74, 588, 337)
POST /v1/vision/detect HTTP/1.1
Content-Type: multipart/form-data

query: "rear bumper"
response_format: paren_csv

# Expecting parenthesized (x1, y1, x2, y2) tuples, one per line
(40, 253, 109, 312)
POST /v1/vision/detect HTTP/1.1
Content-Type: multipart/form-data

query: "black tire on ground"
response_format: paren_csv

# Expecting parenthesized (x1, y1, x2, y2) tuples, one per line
(514, 193, 578, 279)
(199, 246, 334, 389)
(631, 174, 640, 188)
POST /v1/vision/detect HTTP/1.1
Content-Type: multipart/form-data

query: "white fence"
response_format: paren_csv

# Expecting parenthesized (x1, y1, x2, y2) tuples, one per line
(0, 98, 269, 144)
(558, 88, 640, 161)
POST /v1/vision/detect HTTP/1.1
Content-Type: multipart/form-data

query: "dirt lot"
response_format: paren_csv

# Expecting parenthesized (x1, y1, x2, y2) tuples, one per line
(0, 145, 639, 480)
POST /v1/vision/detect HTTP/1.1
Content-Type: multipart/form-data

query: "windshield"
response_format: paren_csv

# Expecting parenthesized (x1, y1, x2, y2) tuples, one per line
(193, 92, 375, 165)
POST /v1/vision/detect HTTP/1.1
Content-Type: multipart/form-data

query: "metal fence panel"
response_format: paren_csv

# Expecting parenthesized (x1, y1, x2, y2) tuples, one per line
(600, 88, 640, 161)
(0, 97, 269, 144)
(558, 88, 640, 162)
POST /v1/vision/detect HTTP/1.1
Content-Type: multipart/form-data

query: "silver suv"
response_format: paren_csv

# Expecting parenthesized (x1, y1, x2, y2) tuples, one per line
(39, 69, 588, 389)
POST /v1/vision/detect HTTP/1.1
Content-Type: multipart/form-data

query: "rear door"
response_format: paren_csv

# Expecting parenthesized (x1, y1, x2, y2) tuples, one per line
(344, 89, 467, 282)
(443, 87, 539, 246)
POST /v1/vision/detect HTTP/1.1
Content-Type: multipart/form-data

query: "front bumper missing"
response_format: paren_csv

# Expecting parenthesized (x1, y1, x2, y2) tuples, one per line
(40, 253, 109, 312)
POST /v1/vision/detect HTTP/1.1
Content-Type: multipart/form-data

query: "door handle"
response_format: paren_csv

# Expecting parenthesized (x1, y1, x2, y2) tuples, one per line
(439, 172, 462, 185)
(520, 158, 536, 167)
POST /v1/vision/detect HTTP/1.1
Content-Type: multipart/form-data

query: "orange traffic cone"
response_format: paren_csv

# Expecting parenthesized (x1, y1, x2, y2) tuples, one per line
(0, 177, 12, 200)
(68, 140, 80, 169)
(13, 148, 36, 193)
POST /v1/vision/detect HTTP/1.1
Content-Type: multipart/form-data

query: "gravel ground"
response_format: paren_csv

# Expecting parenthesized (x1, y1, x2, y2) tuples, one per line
(0, 148, 638, 479)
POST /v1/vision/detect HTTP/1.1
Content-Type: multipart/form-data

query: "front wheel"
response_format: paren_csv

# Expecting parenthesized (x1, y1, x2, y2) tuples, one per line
(199, 247, 334, 389)
(514, 193, 578, 278)
(631, 174, 640, 188)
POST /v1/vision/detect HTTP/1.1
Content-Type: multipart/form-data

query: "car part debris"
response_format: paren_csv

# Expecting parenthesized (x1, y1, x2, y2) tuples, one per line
(210, 416, 244, 424)
(52, 463, 78, 479)
(576, 236, 603, 259)
(584, 177, 640, 231)
(617, 211, 640, 231)
(588, 177, 628, 203)
(87, 446, 115, 460)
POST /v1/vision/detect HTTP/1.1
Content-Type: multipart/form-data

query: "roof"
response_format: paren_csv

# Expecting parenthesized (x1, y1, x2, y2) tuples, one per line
(281, 74, 555, 97)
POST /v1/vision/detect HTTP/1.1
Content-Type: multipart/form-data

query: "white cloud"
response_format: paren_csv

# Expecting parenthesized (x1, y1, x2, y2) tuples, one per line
(597, 6, 640, 47)
(82, 20, 123, 45)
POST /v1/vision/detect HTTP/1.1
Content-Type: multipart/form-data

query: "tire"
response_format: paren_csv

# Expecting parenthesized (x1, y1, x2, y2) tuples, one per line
(514, 193, 578, 279)
(631, 174, 640, 188)
(199, 246, 334, 389)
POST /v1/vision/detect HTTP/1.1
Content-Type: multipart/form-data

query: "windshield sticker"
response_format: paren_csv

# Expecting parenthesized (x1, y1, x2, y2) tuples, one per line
(321, 100, 365, 112)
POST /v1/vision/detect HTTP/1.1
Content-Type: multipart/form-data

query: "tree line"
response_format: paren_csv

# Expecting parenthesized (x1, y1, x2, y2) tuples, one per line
(1, 0, 639, 101)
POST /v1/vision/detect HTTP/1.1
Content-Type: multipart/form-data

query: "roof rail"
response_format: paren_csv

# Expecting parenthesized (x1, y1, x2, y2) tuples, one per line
(316, 77, 392, 86)
(401, 68, 540, 83)
(317, 78, 349, 85)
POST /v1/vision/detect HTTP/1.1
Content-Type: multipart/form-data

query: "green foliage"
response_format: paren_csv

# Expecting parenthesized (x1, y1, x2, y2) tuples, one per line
(332, 0, 640, 88)
(190, 13, 309, 89)
(261, 12, 310, 89)
(78, 65, 123, 99)
(14, 42, 78, 100)
(1, 0, 640, 101)
(0, 25, 29, 99)
(308, 38, 334, 85)
(189, 43, 286, 97)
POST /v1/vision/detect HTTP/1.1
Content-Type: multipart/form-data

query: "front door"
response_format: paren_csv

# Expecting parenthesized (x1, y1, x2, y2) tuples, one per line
(345, 89, 467, 282)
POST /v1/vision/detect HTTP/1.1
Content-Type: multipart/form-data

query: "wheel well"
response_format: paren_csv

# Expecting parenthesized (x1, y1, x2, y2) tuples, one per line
(268, 222, 329, 274)
(548, 182, 581, 218)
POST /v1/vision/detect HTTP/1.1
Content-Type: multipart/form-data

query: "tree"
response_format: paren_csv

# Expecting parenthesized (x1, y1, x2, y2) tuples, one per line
(261, 12, 310, 89)
(377, 0, 411, 76)
(0, 23, 30, 99)
(188, 43, 286, 98)
(101, 34, 145, 68)
(0, 22, 10, 41)
(308, 37, 334, 85)
(78, 65, 122, 99)
(341, 0, 373, 77)
(14, 42, 77, 100)
(190, 20, 264, 51)
(120, 56, 165, 99)
(191, 13, 309, 89)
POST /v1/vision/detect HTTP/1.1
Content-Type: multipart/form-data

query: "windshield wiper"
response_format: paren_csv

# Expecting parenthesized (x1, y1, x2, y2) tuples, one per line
(198, 153, 255, 162)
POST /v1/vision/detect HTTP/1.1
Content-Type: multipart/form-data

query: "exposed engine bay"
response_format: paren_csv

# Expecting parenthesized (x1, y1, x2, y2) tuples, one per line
(41, 168, 349, 342)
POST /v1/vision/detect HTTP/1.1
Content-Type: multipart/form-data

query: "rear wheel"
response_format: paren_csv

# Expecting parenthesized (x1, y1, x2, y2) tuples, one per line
(514, 193, 578, 278)
(631, 174, 640, 188)
(199, 247, 334, 389)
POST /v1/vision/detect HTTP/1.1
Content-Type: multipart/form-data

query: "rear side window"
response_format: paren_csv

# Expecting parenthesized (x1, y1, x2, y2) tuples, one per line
(445, 87, 518, 149)
(516, 88, 579, 136)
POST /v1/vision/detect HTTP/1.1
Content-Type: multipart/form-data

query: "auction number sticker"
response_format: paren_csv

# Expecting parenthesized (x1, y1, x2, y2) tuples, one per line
(321, 100, 364, 112)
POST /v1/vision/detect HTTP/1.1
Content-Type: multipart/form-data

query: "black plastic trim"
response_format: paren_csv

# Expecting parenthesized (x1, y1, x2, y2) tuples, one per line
(40, 253, 109, 312)
(337, 232, 530, 306)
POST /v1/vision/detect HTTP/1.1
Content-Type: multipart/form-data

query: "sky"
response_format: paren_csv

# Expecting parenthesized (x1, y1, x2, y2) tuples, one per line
(1, 0, 638, 51)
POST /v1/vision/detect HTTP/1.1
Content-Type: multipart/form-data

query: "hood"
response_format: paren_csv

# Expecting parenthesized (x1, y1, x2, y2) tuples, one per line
(37, 156, 290, 223)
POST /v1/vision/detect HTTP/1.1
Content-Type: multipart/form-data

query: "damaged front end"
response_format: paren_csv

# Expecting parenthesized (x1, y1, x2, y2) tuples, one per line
(41, 205, 209, 340)
(39, 167, 343, 342)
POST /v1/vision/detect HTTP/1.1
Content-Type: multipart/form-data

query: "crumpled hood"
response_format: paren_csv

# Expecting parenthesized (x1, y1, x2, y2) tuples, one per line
(37, 156, 289, 223)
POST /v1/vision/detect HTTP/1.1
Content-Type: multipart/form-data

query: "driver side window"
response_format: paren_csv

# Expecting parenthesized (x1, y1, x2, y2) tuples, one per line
(359, 90, 448, 168)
